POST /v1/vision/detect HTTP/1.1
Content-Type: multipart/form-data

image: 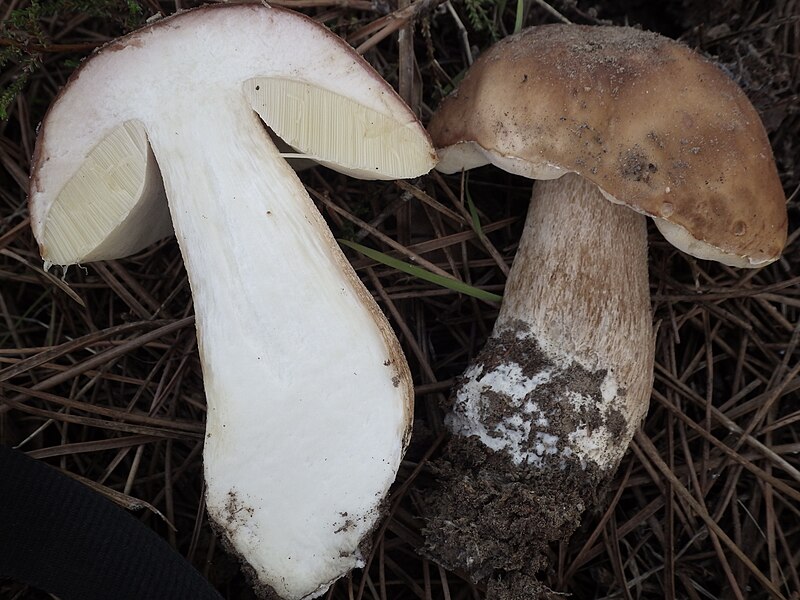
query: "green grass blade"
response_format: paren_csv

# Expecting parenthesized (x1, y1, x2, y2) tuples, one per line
(465, 181, 487, 243)
(514, 0, 524, 33)
(339, 239, 502, 303)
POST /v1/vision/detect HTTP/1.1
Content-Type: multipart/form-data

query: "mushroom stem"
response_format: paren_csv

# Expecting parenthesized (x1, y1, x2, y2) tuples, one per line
(449, 172, 654, 472)
(147, 99, 411, 600)
(426, 174, 654, 583)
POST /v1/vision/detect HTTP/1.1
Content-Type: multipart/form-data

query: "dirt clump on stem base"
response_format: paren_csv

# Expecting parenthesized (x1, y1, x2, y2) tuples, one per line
(423, 326, 614, 598)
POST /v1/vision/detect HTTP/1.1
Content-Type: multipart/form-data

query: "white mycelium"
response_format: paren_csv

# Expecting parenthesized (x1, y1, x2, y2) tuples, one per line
(446, 361, 552, 464)
(447, 344, 622, 468)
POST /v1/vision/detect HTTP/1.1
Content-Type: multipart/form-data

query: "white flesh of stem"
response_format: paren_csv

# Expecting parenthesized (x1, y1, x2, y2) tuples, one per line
(147, 95, 411, 600)
(449, 173, 654, 471)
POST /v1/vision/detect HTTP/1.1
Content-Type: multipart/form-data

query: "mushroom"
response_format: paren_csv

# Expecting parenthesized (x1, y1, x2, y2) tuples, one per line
(423, 24, 787, 588)
(28, 5, 436, 600)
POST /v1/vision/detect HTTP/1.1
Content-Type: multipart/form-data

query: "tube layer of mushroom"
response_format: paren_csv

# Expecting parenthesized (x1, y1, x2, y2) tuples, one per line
(28, 5, 436, 600)
(423, 24, 787, 594)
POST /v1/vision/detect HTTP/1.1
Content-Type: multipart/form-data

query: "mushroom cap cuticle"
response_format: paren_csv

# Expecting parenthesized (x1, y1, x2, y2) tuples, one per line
(430, 24, 787, 267)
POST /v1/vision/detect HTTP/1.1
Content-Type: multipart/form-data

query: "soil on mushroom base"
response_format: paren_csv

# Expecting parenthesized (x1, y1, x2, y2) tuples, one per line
(209, 487, 385, 600)
(423, 435, 607, 598)
(422, 327, 618, 598)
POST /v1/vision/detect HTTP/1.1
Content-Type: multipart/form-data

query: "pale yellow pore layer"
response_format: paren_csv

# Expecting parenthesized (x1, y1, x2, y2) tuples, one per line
(41, 121, 169, 265)
(244, 78, 432, 180)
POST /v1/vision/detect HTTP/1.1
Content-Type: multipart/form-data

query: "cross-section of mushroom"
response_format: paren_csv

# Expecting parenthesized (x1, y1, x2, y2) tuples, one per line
(423, 24, 787, 594)
(28, 5, 436, 599)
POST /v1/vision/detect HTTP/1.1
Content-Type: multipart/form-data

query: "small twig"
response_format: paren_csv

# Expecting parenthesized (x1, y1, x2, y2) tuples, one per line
(445, 1, 472, 65)
(530, 0, 571, 24)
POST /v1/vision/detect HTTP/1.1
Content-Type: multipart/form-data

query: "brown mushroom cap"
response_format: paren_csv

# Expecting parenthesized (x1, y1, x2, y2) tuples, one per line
(430, 25, 787, 267)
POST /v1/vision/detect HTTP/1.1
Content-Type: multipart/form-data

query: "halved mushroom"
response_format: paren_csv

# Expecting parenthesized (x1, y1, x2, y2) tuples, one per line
(423, 24, 787, 591)
(28, 5, 436, 600)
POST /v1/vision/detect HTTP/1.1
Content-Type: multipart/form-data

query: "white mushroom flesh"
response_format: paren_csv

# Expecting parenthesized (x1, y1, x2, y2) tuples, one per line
(29, 6, 435, 599)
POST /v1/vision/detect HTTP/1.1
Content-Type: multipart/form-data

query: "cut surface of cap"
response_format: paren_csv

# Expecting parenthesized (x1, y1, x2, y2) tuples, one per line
(27, 5, 434, 600)
(30, 3, 435, 266)
(429, 24, 787, 267)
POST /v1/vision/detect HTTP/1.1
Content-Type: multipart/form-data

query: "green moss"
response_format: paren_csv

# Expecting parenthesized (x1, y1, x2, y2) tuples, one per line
(464, 0, 495, 34)
(0, 0, 145, 120)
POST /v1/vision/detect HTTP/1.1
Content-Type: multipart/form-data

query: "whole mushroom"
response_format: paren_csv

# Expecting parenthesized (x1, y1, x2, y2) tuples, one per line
(423, 24, 787, 593)
(28, 5, 436, 600)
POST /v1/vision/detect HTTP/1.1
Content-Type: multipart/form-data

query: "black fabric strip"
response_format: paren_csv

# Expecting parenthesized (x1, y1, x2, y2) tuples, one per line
(0, 444, 223, 600)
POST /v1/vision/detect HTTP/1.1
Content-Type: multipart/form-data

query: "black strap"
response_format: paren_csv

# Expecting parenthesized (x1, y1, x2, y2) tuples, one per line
(0, 444, 222, 600)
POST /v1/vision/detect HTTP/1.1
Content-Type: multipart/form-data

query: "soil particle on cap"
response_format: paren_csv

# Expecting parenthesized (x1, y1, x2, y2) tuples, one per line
(620, 145, 658, 184)
(422, 325, 621, 597)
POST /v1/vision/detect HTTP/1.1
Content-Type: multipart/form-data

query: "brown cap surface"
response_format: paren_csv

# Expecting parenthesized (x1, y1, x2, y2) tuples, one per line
(429, 25, 787, 267)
